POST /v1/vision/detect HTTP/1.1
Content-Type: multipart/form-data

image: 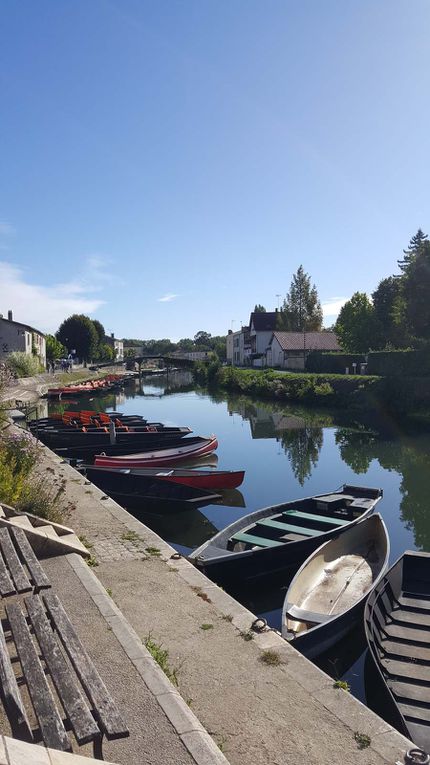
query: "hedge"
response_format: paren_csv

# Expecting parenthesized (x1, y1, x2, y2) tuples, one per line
(306, 352, 366, 374)
(367, 349, 430, 377)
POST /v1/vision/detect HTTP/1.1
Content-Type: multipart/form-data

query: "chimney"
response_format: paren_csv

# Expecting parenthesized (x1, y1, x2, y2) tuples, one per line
(111, 332, 114, 339)
(8, 310, 13, 321)
(228, 329, 232, 335)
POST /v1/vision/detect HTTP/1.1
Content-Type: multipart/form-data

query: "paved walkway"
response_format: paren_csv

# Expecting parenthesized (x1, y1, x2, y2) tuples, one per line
(27, 438, 413, 765)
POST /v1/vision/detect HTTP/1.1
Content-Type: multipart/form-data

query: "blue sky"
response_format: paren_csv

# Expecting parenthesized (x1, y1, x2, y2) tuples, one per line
(1, 1, 429, 340)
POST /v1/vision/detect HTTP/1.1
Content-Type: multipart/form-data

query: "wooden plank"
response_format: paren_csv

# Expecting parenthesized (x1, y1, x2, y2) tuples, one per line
(392, 608, 430, 628)
(6, 601, 70, 751)
(0, 551, 15, 596)
(283, 510, 350, 526)
(257, 519, 322, 537)
(397, 701, 430, 724)
(11, 528, 51, 590)
(0, 616, 32, 739)
(43, 592, 128, 739)
(385, 622, 430, 645)
(231, 532, 283, 548)
(391, 680, 430, 705)
(0, 528, 31, 593)
(398, 594, 430, 612)
(379, 637, 430, 662)
(25, 596, 99, 745)
(380, 656, 430, 683)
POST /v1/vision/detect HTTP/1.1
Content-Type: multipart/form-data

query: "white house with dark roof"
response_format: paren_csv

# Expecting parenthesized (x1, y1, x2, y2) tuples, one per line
(266, 331, 340, 370)
(249, 311, 278, 366)
(0, 310, 46, 366)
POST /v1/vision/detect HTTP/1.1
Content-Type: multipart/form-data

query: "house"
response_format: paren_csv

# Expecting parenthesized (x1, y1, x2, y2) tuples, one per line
(266, 331, 340, 370)
(0, 310, 46, 366)
(104, 333, 124, 360)
(226, 326, 250, 366)
(249, 312, 278, 366)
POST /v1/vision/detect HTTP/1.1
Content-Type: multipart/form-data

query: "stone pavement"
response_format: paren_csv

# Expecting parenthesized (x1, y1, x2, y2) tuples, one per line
(27, 436, 415, 765)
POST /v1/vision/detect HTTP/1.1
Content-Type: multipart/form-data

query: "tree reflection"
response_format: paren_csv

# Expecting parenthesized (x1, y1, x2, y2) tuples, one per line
(280, 426, 323, 486)
(335, 428, 377, 474)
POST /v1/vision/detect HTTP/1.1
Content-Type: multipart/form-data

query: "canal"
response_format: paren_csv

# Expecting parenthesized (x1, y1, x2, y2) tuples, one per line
(49, 370, 430, 718)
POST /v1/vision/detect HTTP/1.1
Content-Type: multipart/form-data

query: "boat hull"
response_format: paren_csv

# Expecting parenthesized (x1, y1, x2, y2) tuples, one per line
(190, 485, 383, 587)
(282, 514, 389, 659)
(81, 465, 244, 490)
(364, 550, 430, 751)
(93, 436, 218, 466)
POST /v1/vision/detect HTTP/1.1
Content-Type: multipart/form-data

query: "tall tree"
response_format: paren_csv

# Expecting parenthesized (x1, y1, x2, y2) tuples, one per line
(45, 335, 66, 362)
(253, 304, 266, 312)
(372, 276, 409, 348)
(194, 331, 212, 347)
(403, 239, 430, 340)
(335, 292, 379, 352)
(56, 314, 98, 364)
(398, 229, 428, 273)
(278, 266, 322, 331)
(92, 319, 105, 345)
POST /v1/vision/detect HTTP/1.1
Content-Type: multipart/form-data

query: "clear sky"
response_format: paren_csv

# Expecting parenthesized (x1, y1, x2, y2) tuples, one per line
(1, 1, 429, 340)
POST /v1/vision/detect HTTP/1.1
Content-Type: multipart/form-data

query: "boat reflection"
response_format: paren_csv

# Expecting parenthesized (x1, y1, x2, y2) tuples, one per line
(131, 507, 218, 550)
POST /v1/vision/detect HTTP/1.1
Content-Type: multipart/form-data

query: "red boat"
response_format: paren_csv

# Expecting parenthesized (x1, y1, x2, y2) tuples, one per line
(83, 465, 244, 490)
(94, 435, 218, 467)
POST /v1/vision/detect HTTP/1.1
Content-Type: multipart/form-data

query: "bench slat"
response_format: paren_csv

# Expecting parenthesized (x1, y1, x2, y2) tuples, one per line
(26, 596, 99, 745)
(0, 617, 32, 739)
(6, 601, 71, 752)
(256, 519, 322, 537)
(0, 528, 31, 593)
(11, 528, 51, 590)
(0, 551, 15, 597)
(43, 591, 128, 739)
(231, 532, 283, 548)
(284, 510, 350, 526)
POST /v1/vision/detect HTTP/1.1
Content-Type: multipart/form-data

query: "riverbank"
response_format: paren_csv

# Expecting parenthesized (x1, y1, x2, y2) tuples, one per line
(194, 363, 430, 420)
(21, 427, 412, 765)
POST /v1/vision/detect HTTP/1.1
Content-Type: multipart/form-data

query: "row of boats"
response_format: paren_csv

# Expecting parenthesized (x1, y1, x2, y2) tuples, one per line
(29, 409, 430, 752)
(191, 486, 430, 753)
(47, 373, 131, 399)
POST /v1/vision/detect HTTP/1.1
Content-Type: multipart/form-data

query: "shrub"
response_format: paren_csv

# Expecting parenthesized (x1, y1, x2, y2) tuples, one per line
(306, 352, 366, 374)
(367, 348, 430, 376)
(5, 352, 42, 378)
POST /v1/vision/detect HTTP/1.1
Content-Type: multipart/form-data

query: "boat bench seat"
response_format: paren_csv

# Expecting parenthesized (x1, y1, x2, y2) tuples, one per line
(256, 519, 322, 537)
(231, 532, 283, 548)
(286, 603, 333, 624)
(283, 510, 350, 527)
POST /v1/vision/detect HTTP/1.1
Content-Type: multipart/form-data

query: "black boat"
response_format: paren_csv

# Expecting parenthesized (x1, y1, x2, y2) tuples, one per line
(54, 434, 217, 460)
(83, 466, 220, 509)
(189, 485, 382, 586)
(33, 427, 192, 454)
(282, 514, 389, 659)
(364, 550, 430, 752)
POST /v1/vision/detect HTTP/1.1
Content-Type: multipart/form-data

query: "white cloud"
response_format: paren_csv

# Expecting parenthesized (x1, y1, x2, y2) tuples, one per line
(322, 297, 348, 319)
(158, 293, 178, 303)
(0, 261, 105, 333)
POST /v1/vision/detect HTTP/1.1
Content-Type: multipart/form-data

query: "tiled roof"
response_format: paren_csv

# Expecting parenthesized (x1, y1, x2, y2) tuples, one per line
(271, 331, 341, 352)
(250, 312, 278, 331)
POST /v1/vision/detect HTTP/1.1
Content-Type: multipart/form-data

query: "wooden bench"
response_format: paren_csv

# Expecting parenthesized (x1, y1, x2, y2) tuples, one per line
(0, 526, 51, 596)
(0, 591, 128, 756)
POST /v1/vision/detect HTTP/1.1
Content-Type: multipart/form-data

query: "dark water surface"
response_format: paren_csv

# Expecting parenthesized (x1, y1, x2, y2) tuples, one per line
(49, 371, 430, 713)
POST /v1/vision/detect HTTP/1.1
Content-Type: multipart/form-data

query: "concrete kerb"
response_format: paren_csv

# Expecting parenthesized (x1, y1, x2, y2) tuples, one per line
(67, 554, 230, 765)
(66, 486, 413, 765)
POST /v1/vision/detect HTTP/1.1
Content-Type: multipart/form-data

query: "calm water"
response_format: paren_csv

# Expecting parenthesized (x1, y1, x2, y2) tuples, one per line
(48, 371, 430, 712)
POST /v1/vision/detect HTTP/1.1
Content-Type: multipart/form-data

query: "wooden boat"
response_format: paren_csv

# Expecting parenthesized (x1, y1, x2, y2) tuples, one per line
(282, 513, 389, 659)
(189, 485, 383, 586)
(93, 435, 218, 466)
(54, 435, 217, 460)
(82, 466, 221, 508)
(33, 425, 192, 449)
(80, 464, 244, 490)
(364, 550, 430, 752)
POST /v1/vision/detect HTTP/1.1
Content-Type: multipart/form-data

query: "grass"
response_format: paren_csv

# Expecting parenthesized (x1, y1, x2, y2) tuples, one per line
(145, 545, 161, 556)
(191, 586, 212, 603)
(144, 634, 179, 687)
(78, 534, 93, 550)
(259, 650, 281, 666)
(354, 732, 371, 750)
(105, 587, 113, 597)
(222, 614, 233, 622)
(333, 680, 350, 692)
(239, 630, 254, 642)
(200, 623, 213, 631)
(86, 555, 99, 568)
(121, 529, 144, 546)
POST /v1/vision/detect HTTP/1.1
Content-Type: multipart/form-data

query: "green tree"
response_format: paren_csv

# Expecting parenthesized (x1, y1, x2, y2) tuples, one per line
(178, 338, 195, 352)
(403, 239, 430, 340)
(56, 314, 98, 365)
(45, 335, 66, 362)
(278, 266, 322, 331)
(97, 343, 115, 362)
(397, 228, 428, 273)
(335, 292, 379, 352)
(372, 277, 409, 348)
(194, 331, 212, 348)
(92, 319, 105, 345)
(253, 304, 266, 312)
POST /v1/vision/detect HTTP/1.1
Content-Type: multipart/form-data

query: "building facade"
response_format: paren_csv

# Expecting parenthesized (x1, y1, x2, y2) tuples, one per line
(266, 331, 341, 370)
(105, 333, 124, 360)
(0, 311, 46, 366)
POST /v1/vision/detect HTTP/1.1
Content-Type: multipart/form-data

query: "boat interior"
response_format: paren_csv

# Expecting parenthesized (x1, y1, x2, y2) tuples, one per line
(227, 492, 375, 552)
(366, 552, 430, 749)
(284, 515, 387, 636)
